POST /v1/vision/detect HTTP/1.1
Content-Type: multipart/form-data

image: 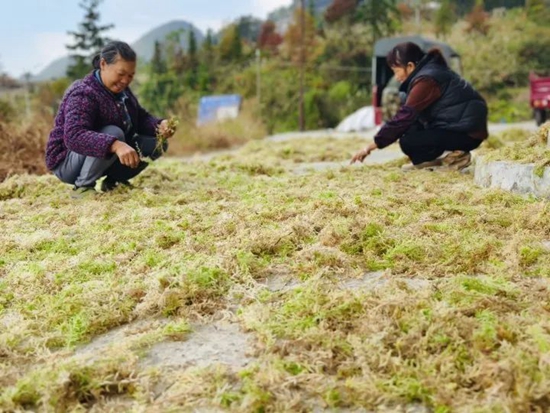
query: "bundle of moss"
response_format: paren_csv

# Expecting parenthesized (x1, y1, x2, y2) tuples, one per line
(534, 121, 550, 145)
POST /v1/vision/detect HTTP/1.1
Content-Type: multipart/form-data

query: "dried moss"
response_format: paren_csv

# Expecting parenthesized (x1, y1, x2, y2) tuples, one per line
(1, 136, 550, 411)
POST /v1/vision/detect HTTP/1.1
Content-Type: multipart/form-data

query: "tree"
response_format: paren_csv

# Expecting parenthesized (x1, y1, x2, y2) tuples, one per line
(235, 16, 264, 44)
(201, 29, 216, 66)
(185, 31, 199, 89)
(188, 30, 199, 71)
(219, 25, 243, 62)
(324, 0, 357, 23)
(526, 0, 550, 24)
(396, 2, 414, 20)
(188, 31, 198, 59)
(163, 30, 186, 74)
(355, 0, 400, 44)
(66, 0, 114, 79)
(0, 57, 18, 89)
(465, 0, 490, 35)
(309, 0, 321, 27)
(308, 0, 316, 17)
(150, 41, 167, 75)
(258, 21, 283, 54)
(284, 7, 319, 65)
(204, 29, 215, 50)
(435, 0, 457, 38)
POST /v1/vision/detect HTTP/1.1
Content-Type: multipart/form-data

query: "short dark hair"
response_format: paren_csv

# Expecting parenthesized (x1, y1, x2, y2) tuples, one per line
(386, 41, 448, 69)
(92, 41, 137, 69)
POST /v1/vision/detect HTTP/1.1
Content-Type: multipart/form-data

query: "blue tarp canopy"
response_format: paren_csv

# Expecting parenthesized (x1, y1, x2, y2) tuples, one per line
(197, 94, 242, 125)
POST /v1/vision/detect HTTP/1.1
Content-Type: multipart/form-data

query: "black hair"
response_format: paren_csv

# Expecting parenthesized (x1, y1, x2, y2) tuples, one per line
(92, 41, 137, 69)
(386, 42, 448, 69)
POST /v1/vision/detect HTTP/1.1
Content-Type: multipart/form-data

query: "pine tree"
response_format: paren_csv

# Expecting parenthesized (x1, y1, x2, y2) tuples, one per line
(66, 0, 114, 79)
(201, 29, 216, 66)
(188, 30, 198, 65)
(219, 25, 242, 62)
(204, 30, 215, 50)
(230, 26, 243, 60)
(189, 31, 198, 56)
(309, 0, 318, 25)
(150, 41, 167, 75)
(186, 30, 199, 89)
(198, 30, 215, 93)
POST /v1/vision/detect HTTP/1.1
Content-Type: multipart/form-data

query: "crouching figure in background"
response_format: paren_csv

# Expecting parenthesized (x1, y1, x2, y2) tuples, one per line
(351, 42, 487, 171)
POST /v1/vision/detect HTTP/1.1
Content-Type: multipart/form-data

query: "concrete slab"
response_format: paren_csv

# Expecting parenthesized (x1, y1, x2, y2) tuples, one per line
(474, 156, 550, 199)
(140, 322, 254, 371)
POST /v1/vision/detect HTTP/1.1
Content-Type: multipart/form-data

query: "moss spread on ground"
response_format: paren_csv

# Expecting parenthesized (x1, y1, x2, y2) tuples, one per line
(1, 136, 550, 412)
(480, 123, 550, 174)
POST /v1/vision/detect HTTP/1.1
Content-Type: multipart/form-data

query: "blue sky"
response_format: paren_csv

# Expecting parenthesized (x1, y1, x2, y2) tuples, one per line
(0, 0, 291, 78)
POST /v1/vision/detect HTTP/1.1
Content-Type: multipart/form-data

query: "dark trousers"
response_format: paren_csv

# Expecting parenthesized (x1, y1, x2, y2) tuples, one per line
(54, 125, 167, 187)
(399, 127, 482, 165)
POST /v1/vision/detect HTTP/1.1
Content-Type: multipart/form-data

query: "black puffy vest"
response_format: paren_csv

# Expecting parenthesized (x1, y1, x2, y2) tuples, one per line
(399, 55, 487, 134)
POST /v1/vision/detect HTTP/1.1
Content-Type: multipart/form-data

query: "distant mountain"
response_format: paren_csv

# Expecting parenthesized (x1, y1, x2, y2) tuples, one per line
(31, 56, 75, 83)
(32, 20, 204, 82)
(132, 20, 204, 62)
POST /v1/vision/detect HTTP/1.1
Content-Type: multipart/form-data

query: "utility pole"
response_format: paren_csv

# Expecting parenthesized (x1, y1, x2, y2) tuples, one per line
(256, 48, 261, 109)
(414, 0, 421, 33)
(299, 0, 306, 131)
(23, 72, 31, 119)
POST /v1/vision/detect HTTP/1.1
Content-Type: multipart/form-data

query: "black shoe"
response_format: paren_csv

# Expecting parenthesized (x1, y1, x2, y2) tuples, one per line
(101, 178, 134, 192)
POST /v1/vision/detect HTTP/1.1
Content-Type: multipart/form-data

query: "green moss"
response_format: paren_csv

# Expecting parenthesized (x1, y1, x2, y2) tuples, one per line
(2, 135, 550, 411)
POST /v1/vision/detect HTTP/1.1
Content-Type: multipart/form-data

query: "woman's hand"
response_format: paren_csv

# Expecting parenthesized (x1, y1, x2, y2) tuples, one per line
(158, 119, 176, 139)
(111, 140, 140, 168)
(350, 142, 378, 164)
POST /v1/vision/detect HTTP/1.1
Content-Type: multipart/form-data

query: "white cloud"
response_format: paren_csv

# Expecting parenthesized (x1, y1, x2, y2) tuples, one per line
(1, 0, 295, 77)
(110, 27, 146, 44)
(251, 0, 292, 18)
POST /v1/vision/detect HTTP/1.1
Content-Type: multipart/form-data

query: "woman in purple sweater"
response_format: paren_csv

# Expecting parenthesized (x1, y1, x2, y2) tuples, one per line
(45, 41, 175, 198)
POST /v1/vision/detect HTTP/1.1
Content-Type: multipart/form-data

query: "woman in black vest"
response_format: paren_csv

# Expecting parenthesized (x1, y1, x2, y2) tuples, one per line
(351, 42, 488, 171)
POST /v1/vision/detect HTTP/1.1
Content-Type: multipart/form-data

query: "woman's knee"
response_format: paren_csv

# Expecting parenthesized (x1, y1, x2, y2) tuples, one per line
(100, 125, 125, 141)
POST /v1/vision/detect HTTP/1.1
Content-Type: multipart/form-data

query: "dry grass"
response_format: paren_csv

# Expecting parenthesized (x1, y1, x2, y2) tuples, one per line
(480, 122, 550, 164)
(478, 123, 550, 177)
(0, 99, 266, 184)
(1, 135, 550, 412)
(0, 115, 51, 182)
(167, 99, 267, 156)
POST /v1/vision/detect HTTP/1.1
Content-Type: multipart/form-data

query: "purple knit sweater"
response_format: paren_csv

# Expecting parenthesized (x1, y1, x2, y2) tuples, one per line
(45, 72, 161, 170)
